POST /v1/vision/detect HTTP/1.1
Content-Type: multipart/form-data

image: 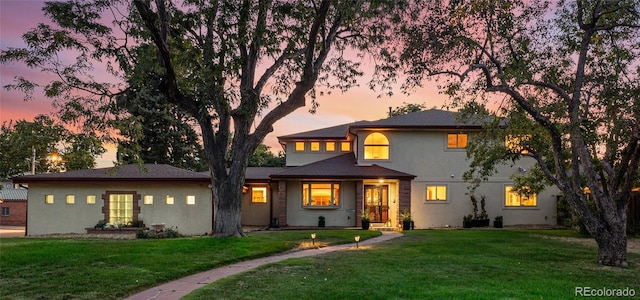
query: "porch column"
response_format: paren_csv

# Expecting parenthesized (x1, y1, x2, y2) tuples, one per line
(398, 179, 411, 219)
(277, 181, 287, 226)
(355, 180, 363, 225)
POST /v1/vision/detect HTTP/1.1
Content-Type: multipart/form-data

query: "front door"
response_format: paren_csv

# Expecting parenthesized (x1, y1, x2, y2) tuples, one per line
(364, 185, 388, 223)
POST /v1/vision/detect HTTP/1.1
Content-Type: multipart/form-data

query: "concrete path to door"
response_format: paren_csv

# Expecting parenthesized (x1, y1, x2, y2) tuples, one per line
(126, 231, 402, 300)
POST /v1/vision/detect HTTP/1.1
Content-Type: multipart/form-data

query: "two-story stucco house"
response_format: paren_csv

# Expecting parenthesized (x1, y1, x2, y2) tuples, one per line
(13, 109, 559, 236)
(273, 109, 558, 229)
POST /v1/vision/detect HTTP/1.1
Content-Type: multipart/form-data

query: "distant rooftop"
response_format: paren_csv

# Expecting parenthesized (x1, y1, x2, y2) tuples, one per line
(12, 164, 210, 183)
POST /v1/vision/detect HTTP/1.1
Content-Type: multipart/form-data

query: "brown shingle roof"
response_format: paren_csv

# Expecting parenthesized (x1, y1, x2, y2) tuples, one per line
(12, 164, 211, 184)
(271, 153, 415, 179)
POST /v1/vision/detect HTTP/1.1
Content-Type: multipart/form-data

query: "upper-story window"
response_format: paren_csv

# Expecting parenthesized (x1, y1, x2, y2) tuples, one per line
(310, 142, 320, 152)
(295, 142, 305, 152)
(364, 132, 389, 160)
(340, 141, 351, 152)
(326, 142, 336, 152)
(447, 133, 468, 149)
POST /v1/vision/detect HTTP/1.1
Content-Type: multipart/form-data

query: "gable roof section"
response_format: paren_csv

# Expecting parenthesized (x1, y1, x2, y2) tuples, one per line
(278, 121, 371, 141)
(12, 164, 210, 184)
(271, 153, 415, 180)
(349, 109, 483, 130)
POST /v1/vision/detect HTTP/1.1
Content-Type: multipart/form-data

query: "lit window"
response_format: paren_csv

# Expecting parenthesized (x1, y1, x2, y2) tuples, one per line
(310, 142, 320, 151)
(505, 135, 530, 154)
(166, 195, 174, 205)
(252, 187, 267, 203)
(426, 186, 447, 201)
(302, 183, 340, 207)
(45, 194, 54, 204)
(295, 142, 305, 151)
(143, 195, 153, 205)
(505, 186, 537, 207)
(66, 194, 75, 204)
(341, 141, 351, 152)
(447, 133, 468, 149)
(109, 194, 133, 224)
(326, 142, 336, 152)
(87, 195, 96, 204)
(364, 132, 389, 160)
(186, 195, 196, 205)
(2, 207, 9, 216)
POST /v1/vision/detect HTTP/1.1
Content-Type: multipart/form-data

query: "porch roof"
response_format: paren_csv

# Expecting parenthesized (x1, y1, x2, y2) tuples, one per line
(270, 153, 415, 180)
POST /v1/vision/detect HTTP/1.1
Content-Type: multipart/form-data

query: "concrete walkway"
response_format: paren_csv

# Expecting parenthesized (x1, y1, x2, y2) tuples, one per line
(126, 231, 402, 300)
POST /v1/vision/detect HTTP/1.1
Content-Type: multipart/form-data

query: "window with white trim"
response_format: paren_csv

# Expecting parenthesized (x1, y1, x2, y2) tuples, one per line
(447, 133, 468, 149)
(505, 186, 537, 207)
(2, 207, 9, 216)
(426, 185, 447, 201)
(364, 132, 389, 160)
(186, 195, 196, 205)
(302, 182, 340, 207)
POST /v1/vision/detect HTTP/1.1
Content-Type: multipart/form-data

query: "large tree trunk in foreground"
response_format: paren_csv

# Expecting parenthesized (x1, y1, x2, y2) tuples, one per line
(595, 228, 628, 267)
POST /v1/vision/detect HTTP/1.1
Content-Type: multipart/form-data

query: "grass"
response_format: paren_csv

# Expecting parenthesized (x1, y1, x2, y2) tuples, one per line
(185, 230, 640, 300)
(0, 229, 381, 300)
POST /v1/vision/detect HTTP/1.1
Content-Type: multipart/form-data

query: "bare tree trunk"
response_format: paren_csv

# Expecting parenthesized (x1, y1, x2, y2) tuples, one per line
(594, 225, 628, 267)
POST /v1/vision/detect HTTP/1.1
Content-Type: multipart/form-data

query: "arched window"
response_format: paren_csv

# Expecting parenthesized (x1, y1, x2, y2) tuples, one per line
(364, 132, 389, 160)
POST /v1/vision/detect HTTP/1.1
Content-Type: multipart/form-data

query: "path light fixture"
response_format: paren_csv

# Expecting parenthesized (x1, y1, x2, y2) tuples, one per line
(354, 235, 360, 249)
(311, 233, 316, 245)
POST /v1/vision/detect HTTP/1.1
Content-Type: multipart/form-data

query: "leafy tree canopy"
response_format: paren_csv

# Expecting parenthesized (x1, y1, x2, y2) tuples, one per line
(388, 0, 639, 267)
(0, 115, 105, 178)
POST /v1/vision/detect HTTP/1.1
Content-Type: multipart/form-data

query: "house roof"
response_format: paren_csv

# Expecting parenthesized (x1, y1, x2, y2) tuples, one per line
(12, 164, 211, 184)
(278, 122, 359, 140)
(0, 189, 27, 201)
(245, 167, 285, 182)
(278, 109, 483, 142)
(270, 153, 415, 180)
(349, 109, 483, 130)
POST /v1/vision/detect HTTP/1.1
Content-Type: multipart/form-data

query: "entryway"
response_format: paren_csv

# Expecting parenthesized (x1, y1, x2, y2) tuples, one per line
(364, 185, 389, 223)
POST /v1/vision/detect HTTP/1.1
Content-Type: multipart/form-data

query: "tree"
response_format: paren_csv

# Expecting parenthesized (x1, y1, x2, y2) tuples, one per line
(248, 144, 285, 167)
(115, 78, 208, 171)
(389, 102, 426, 116)
(391, 0, 640, 266)
(1, 0, 401, 236)
(0, 115, 104, 178)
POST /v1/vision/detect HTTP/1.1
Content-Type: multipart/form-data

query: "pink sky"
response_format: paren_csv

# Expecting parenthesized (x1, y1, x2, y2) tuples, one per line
(0, 1, 449, 168)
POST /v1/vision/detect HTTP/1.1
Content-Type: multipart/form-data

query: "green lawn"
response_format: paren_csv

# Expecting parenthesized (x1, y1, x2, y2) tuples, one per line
(1, 230, 638, 300)
(0, 230, 380, 300)
(185, 230, 640, 300)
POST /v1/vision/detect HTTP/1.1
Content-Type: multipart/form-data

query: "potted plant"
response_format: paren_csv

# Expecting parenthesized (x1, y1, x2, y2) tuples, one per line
(494, 215, 503, 228)
(360, 209, 371, 230)
(463, 214, 473, 228)
(318, 215, 325, 228)
(400, 209, 412, 230)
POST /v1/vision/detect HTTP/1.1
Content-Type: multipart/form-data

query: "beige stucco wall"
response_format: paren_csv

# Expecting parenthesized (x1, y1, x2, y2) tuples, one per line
(355, 130, 559, 228)
(285, 180, 358, 227)
(284, 141, 350, 166)
(27, 183, 212, 236)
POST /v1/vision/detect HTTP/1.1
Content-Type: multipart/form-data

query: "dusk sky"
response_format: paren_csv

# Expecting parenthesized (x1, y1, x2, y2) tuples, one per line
(0, 0, 449, 168)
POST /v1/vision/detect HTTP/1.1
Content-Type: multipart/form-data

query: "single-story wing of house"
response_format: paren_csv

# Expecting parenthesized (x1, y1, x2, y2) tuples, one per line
(13, 109, 560, 236)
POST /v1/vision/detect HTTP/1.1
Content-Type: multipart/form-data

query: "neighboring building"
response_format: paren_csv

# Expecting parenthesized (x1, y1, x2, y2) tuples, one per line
(13, 109, 559, 236)
(0, 188, 28, 226)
